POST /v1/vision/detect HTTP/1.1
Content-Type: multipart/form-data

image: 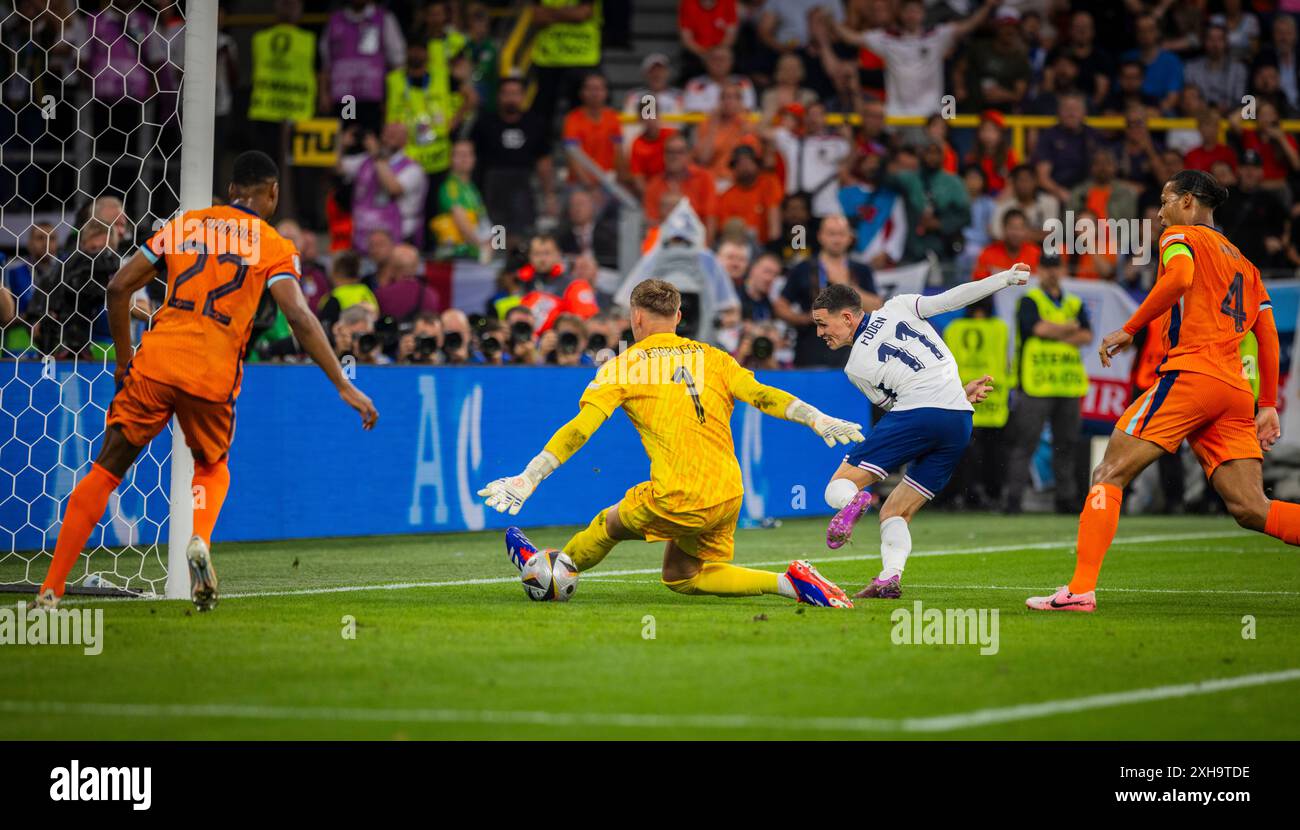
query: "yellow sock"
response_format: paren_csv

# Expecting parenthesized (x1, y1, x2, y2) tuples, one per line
(663, 563, 781, 597)
(564, 509, 618, 571)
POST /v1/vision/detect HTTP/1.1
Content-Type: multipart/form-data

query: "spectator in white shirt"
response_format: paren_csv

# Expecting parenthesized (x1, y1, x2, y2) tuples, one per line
(770, 101, 851, 217)
(683, 46, 758, 113)
(822, 0, 997, 118)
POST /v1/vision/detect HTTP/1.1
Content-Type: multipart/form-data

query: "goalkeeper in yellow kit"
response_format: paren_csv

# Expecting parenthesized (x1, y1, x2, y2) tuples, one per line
(478, 279, 864, 607)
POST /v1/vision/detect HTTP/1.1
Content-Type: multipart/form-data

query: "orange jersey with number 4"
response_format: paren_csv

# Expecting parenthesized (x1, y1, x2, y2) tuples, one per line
(132, 205, 300, 402)
(1152, 225, 1271, 393)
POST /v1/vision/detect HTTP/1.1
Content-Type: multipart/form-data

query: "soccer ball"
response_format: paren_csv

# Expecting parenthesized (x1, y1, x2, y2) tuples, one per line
(520, 549, 579, 602)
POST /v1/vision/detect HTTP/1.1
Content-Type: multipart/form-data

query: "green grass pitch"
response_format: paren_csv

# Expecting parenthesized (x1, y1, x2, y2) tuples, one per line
(2, 512, 1298, 740)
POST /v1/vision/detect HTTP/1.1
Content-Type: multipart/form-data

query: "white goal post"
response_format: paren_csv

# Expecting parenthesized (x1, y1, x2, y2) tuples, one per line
(164, 0, 217, 600)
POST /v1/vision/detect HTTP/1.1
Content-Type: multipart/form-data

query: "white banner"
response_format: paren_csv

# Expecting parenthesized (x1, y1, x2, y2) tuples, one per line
(992, 278, 1139, 423)
(872, 260, 931, 300)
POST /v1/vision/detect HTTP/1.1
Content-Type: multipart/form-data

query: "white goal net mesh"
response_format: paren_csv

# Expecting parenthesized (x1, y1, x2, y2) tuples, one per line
(0, 1, 193, 597)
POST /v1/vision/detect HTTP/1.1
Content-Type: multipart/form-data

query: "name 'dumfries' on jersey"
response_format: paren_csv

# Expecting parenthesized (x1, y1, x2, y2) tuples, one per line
(149, 214, 262, 262)
(50, 761, 151, 811)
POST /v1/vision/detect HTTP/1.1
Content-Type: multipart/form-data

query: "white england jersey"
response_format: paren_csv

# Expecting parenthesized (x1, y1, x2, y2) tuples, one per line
(844, 294, 972, 413)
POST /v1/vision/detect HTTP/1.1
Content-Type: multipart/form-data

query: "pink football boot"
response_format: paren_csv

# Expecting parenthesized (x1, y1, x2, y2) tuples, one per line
(826, 489, 873, 549)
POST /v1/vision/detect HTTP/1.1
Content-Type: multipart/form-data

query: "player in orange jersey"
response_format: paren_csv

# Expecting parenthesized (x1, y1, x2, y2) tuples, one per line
(33, 151, 378, 611)
(1028, 169, 1297, 612)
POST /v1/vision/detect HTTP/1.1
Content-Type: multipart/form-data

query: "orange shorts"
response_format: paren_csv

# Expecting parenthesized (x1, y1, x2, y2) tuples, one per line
(107, 372, 234, 464)
(1118, 370, 1261, 478)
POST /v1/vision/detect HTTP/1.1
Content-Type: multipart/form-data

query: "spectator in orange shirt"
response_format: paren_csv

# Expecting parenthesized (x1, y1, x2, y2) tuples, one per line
(679, 0, 738, 82)
(716, 145, 782, 244)
(562, 72, 626, 186)
(926, 113, 960, 175)
(966, 110, 1019, 194)
(694, 81, 757, 186)
(973, 208, 1042, 280)
(644, 132, 718, 240)
(1064, 207, 1117, 280)
(628, 110, 675, 195)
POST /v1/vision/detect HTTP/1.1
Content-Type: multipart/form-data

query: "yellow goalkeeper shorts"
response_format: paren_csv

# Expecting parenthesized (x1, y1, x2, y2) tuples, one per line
(616, 481, 744, 562)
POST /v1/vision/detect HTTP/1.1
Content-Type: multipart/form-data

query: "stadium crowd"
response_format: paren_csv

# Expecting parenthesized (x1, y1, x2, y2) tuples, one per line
(2, 0, 1298, 513)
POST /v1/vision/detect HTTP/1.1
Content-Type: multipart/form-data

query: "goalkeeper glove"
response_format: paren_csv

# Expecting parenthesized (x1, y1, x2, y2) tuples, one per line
(786, 400, 865, 447)
(478, 451, 559, 515)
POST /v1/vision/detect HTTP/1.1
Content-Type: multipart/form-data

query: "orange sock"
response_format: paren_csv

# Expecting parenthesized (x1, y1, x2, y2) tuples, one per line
(41, 463, 121, 597)
(1068, 483, 1122, 595)
(1265, 500, 1300, 546)
(191, 460, 231, 545)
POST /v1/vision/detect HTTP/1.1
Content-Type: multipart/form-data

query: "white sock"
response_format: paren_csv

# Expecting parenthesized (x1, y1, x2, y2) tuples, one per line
(879, 516, 912, 580)
(777, 574, 797, 599)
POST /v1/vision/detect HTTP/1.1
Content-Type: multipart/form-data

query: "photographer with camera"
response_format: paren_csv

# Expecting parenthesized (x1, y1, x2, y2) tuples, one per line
(539, 312, 593, 367)
(502, 304, 542, 365)
(735, 320, 785, 371)
(396, 311, 443, 364)
(439, 308, 477, 365)
(583, 311, 619, 365)
(333, 305, 389, 365)
(478, 319, 509, 365)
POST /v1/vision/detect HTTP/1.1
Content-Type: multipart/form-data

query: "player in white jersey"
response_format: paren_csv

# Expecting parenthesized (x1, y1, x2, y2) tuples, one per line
(811, 263, 1031, 598)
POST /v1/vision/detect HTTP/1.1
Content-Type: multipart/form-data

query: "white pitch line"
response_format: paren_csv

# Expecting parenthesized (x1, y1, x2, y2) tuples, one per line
(216, 529, 1251, 600)
(3, 667, 1297, 734)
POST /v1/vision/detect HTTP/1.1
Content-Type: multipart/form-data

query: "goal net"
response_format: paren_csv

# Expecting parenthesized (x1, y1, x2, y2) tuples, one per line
(0, 0, 213, 598)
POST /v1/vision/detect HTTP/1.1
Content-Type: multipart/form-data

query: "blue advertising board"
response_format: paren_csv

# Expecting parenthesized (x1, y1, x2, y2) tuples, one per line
(2, 361, 865, 549)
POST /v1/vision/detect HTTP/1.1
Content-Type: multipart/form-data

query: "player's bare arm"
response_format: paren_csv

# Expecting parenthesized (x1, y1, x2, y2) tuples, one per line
(1253, 307, 1283, 451)
(105, 250, 160, 385)
(479, 404, 607, 515)
(0, 280, 15, 326)
(268, 276, 378, 430)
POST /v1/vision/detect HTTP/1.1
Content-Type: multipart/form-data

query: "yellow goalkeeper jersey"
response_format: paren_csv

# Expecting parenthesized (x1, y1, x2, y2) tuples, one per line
(578, 332, 752, 514)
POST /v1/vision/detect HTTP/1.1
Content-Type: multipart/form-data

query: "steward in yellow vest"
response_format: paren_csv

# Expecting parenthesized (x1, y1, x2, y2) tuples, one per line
(386, 41, 455, 175)
(1003, 254, 1093, 513)
(533, 0, 602, 68)
(1018, 286, 1090, 397)
(945, 312, 1013, 428)
(249, 22, 317, 123)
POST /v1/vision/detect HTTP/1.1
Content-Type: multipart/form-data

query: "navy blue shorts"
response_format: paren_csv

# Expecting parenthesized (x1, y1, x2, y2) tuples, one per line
(844, 407, 973, 500)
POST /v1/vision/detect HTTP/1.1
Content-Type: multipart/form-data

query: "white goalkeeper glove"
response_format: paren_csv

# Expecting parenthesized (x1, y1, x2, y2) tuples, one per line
(478, 451, 559, 515)
(997, 262, 1032, 286)
(786, 400, 865, 447)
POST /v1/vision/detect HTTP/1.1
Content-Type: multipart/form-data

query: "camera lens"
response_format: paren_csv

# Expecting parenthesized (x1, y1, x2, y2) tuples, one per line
(416, 335, 440, 356)
(442, 331, 463, 352)
(481, 336, 502, 355)
(510, 320, 534, 345)
(356, 332, 378, 354)
(586, 332, 607, 352)
(620, 328, 634, 346)
(558, 331, 580, 354)
(751, 335, 774, 360)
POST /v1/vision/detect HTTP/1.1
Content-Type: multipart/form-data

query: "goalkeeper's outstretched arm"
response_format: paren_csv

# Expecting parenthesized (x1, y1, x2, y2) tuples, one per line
(913, 262, 1030, 318)
(730, 372, 866, 447)
(479, 404, 609, 515)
